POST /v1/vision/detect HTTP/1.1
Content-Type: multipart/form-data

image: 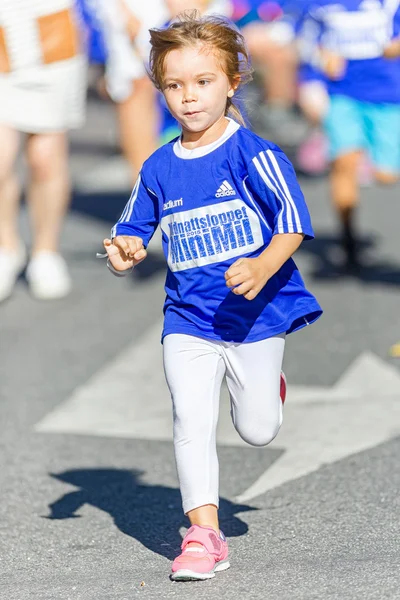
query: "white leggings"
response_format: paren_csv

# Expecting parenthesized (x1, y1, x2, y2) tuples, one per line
(163, 333, 286, 514)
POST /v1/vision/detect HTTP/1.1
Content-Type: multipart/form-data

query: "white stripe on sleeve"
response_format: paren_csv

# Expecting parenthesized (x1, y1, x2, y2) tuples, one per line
(259, 152, 294, 233)
(266, 150, 302, 232)
(252, 156, 286, 233)
(119, 174, 141, 224)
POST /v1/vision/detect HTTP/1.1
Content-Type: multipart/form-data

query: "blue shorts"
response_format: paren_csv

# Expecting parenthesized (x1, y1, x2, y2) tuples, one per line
(324, 95, 400, 173)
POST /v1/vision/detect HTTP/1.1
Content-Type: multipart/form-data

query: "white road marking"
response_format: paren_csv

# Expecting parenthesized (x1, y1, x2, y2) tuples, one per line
(35, 321, 239, 444)
(237, 353, 400, 501)
(35, 322, 400, 500)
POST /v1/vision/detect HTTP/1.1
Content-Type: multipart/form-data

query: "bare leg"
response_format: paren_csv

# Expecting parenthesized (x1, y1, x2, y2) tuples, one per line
(243, 26, 306, 145)
(25, 132, 70, 255)
(374, 170, 398, 185)
(244, 25, 297, 106)
(260, 43, 297, 107)
(330, 151, 361, 264)
(116, 76, 158, 182)
(187, 504, 219, 533)
(184, 504, 220, 552)
(0, 125, 21, 250)
(331, 151, 361, 218)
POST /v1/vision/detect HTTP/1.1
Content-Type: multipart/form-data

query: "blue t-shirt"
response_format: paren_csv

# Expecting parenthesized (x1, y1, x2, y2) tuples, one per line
(298, 0, 400, 103)
(112, 120, 322, 343)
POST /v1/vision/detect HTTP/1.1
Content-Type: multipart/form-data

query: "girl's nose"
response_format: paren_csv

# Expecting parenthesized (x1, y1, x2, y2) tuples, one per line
(183, 87, 197, 102)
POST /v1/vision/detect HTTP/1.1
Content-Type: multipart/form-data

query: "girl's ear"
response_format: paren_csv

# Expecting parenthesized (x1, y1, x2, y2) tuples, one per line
(228, 75, 241, 98)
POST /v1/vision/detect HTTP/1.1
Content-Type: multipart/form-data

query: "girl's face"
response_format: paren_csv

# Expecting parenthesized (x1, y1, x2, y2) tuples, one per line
(162, 44, 236, 141)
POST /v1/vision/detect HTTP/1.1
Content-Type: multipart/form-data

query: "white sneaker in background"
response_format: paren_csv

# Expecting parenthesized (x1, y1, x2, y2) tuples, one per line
(26, 252, 72, 300)
(0, 245, 27, 303)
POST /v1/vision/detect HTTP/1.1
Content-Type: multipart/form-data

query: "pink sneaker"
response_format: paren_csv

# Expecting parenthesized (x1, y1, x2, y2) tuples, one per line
(171, 525, 230, 581)
(280, 372, 287, 405)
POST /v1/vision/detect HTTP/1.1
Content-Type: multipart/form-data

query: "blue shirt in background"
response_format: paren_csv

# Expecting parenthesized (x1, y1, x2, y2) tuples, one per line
(298, 0, 400, 103)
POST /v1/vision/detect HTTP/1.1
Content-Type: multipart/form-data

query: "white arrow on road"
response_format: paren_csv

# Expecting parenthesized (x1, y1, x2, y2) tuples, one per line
(237, 352, 400, 502)
(35, 322, 400, 501)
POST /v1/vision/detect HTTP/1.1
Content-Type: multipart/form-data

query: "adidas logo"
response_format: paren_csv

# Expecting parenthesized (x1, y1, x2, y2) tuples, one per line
(215, 180, 236, 198)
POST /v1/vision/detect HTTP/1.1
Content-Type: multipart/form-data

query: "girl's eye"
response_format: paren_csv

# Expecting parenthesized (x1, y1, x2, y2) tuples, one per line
(167, 83, 180, 90)
(198, 79, 210, 86)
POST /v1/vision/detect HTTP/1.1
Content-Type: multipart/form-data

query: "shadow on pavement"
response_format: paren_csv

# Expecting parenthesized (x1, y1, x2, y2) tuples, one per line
(71, 190, 130, 225)
(134, 257, 166, 280)
(298, 231, 400, 286)
(44, 468, 256, 560)
(70, 190, 167, 280)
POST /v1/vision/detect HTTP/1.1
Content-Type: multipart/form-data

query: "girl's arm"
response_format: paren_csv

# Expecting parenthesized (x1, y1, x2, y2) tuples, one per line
(257, 232, 305, 274)
(225, 147, 313, 300)
(105, 170, 159, 274)
(225, 233, 304, 301)
(119, 0, 141, 40)
(383, 4, 400, 57)
(384, 38, 400, 58)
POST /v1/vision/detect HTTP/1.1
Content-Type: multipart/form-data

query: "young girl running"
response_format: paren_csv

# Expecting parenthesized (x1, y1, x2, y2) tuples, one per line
(102, 11, 322, 582)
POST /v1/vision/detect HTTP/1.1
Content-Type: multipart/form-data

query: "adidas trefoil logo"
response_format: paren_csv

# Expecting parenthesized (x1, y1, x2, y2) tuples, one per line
(215, 180, 236, 198)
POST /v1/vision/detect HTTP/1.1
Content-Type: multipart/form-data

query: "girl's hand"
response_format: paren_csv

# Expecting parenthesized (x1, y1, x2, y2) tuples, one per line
(103, 236, 147, 271)
(225, 257, 270, 301)
(383, 38, 400, 58)
(320, 49, 346, 80)
(119, 0, 141, 41)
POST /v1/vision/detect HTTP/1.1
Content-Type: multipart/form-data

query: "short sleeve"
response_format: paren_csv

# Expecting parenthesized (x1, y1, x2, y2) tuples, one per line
(392, 4, 400, 38)
(247, 147, 315, 240)
(111, 172, 159, 247)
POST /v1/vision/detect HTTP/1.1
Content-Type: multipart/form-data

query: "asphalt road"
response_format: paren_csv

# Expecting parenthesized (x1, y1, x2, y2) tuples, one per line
(0, 94, 399, 599)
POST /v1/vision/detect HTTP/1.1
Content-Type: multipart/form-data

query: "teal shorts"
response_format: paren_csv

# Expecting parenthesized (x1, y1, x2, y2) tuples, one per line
(324, 95, 400, 173)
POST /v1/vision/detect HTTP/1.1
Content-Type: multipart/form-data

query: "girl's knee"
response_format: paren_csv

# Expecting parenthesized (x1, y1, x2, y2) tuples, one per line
(234, 417, 282, 447)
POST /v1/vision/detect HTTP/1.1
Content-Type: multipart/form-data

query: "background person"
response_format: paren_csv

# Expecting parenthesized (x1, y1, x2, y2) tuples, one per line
(0, 0, 87, 302)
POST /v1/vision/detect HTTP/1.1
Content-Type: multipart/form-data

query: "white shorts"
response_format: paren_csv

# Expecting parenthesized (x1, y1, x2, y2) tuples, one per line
(0, 0, 87, 132)
(0, 58, 87, 133)
(163, 332, 286, 514)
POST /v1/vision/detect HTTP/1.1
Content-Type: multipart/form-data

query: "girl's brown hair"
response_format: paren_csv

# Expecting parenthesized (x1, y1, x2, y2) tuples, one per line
(148, 11, 253, 125)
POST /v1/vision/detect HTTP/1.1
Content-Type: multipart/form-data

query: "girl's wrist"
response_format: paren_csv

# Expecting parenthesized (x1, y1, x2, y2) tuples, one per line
(107, 259, 134, 277)
(256, 252, 278, 280)
(258, 233, 304, 276)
